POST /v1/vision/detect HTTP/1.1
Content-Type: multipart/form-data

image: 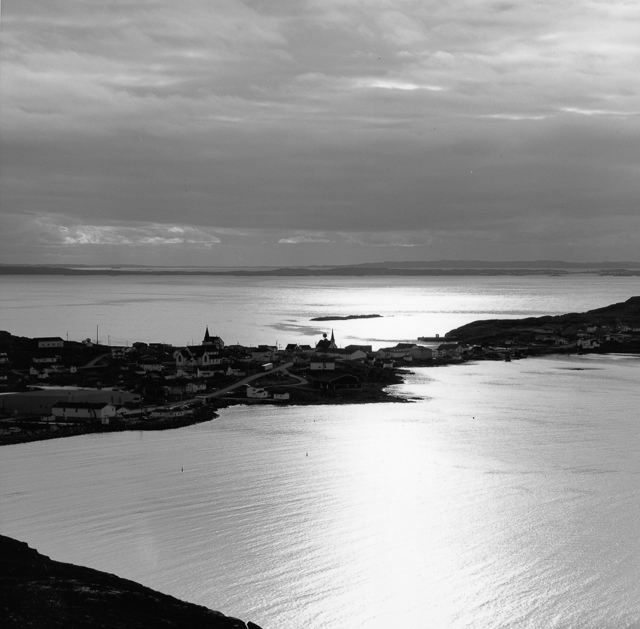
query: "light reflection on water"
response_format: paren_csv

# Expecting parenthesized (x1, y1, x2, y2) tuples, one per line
(1, 355, 639, 628)
(1, 274, 638, 347)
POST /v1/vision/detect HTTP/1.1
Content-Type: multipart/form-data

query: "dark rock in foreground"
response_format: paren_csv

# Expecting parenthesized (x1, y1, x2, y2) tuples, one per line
(0, 535, 262, 629)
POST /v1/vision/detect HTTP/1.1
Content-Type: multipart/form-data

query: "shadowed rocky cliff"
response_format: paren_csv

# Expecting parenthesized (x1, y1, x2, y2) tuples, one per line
(0, 535, 263, 629)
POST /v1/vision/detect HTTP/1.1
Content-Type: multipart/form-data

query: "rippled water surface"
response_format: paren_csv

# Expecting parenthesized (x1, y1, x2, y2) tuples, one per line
(1, 274, 638, 347)
(2, 355, 639, 628)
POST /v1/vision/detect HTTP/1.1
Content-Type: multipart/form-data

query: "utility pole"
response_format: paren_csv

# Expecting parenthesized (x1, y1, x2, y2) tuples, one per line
(96, 325, 99, 345)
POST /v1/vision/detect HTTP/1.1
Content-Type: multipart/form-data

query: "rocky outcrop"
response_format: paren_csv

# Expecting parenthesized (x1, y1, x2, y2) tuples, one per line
(0, 535, 263, 629)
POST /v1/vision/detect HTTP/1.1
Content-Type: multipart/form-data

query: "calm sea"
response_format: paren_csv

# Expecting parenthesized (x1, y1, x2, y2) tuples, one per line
(1, 275, 640, 628)
(1, 274, 639, 348)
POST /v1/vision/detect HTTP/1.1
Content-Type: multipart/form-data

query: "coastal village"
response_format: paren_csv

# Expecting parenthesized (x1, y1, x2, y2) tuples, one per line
(1, 296, 639, 444)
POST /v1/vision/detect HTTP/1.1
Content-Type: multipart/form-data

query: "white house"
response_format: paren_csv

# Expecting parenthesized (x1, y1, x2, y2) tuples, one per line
(51, 402, 117, 423)
(249, 347, 276, 362)
(33, 355, 60, 364)
(115, 404, 144, 419)
(273, 392, 290, 401)
(149, 406, 187, 419)
(437, 343, 464, 358)
(376, 343, 417, 359)
(246, 385, 269, 399)
(186, 382, 207, 394)
(196, 367, 224, 378)
(140, 362, 164, 372)
(310, 356, 336, 371)
(225, 366, 246, 377)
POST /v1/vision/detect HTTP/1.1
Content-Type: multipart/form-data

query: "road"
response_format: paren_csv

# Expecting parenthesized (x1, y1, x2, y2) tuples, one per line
(79, 353, 112, 369)
(197, 362, 296, 401)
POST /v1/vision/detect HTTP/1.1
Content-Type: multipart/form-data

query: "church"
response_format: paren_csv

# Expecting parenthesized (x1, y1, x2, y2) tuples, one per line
(202, 326, 225, 350)
(315, 331, 337, 352)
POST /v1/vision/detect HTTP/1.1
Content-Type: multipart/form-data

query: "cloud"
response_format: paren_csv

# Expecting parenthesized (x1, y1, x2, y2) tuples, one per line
(355, 78, 445, 91)
(560, 107, 640, 117)
(480, 113, 549, 120)
(278, 235, 333, 244)
(26, 216, 222, 248)
(2, 0, 640, 264)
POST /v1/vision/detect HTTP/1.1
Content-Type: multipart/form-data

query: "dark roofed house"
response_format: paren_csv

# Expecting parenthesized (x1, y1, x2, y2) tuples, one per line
(308, 372, 360, 390)
(344, 344, 372, 353)
(438, 343, 464, 358)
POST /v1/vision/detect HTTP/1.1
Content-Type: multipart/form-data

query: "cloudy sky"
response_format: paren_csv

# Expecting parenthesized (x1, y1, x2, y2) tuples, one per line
(1, 0, 639, 266)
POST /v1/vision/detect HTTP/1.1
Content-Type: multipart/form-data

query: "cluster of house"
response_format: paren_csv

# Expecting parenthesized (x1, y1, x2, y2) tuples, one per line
(0, 337, 76, 384)
(5, 316, 636, 428)
(490, 321, 640, 354)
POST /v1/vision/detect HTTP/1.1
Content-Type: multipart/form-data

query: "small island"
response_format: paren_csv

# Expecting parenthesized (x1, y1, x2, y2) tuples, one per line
(310, 314, 382, 321)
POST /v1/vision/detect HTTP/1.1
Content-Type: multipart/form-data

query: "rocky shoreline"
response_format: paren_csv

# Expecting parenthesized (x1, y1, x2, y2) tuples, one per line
(0, 534, 262, 629)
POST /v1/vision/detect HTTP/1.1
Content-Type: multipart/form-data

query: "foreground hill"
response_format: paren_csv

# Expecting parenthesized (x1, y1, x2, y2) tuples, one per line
(446, 296, 640, 344)
(0, 535, 262, 629)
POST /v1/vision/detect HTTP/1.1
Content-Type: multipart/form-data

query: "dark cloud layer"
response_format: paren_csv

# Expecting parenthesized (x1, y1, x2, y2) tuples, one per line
(1, 0, 639, 265)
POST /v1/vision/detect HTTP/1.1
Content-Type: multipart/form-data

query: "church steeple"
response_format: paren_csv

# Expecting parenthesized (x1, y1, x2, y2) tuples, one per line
(203, 326, 211, 345)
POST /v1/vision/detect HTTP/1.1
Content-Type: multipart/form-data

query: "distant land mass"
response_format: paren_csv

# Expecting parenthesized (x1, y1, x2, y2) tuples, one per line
(1, 260, 640, 276)
(446, 296, 640, 344)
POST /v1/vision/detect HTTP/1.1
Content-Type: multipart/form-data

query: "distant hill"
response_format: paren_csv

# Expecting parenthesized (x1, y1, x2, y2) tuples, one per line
(2, 260, 640, 276)
(446, 296, 640, 343)
(0, 534, 261, 629)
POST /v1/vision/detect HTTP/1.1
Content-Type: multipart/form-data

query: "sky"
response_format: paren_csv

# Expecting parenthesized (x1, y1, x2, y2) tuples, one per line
(1, 0, 640, 266)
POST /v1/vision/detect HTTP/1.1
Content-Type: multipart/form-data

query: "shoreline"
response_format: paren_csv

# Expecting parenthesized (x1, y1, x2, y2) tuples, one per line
(3, 347, 632, 448)
(0, 379, 409, 447)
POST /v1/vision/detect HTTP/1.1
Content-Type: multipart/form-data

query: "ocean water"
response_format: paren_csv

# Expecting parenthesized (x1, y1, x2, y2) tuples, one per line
(1, 275, 640, 628)
(0, 274, 639, 348)
(1, 354, 640, 628)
